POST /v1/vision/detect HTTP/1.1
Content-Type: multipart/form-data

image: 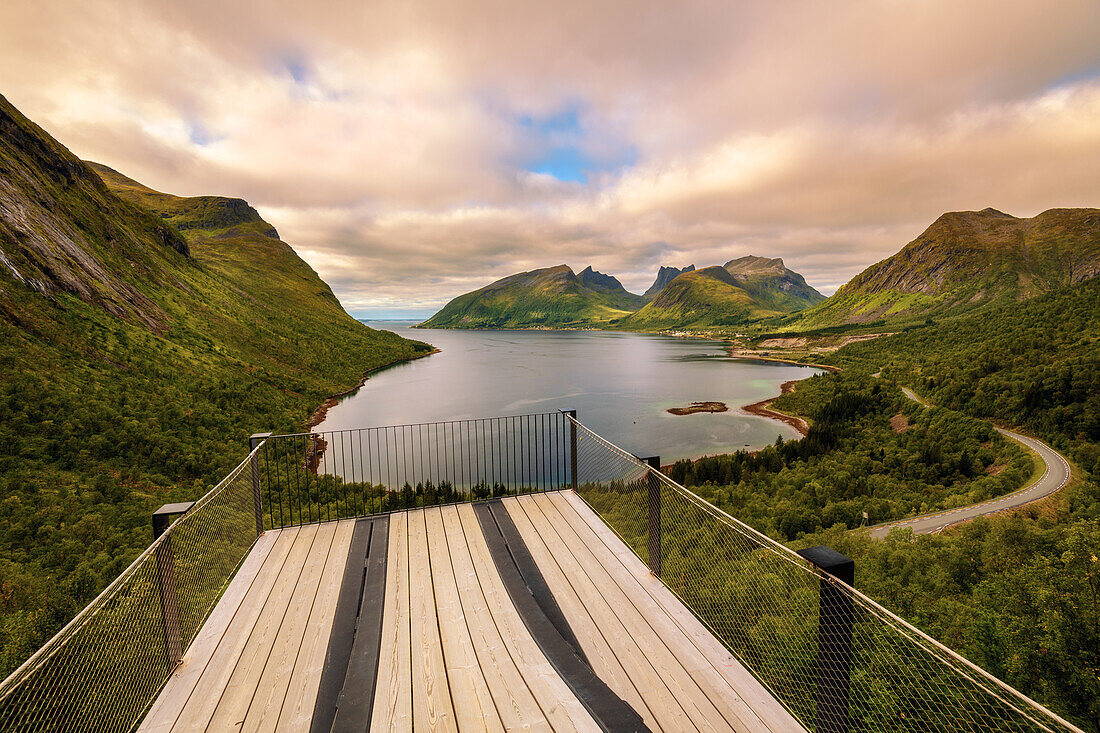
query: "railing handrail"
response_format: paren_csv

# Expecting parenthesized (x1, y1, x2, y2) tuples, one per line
(272, 411, 569, 439)
(562, 412, 1084, 733)
(0, 440, 267, 703)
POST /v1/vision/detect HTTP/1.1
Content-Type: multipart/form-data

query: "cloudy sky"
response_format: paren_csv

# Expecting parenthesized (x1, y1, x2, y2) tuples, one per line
(2, 1, 1099, 317)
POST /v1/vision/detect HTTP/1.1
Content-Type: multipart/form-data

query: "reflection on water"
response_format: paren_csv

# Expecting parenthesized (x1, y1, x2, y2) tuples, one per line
(315, 323, 823, 463)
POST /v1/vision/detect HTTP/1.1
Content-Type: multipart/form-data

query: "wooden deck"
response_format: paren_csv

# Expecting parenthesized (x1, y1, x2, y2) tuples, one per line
(140, 492, 803, 732)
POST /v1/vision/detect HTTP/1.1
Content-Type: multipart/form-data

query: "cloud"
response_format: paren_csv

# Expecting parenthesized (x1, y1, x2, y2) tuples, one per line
(1, 0, 1099, 316)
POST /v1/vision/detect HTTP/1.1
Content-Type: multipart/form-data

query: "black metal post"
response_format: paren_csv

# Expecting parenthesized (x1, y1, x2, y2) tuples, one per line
(249, 433, 271, 536)
(796, 545, 855, 733)
(565, 410, 578, 490)
(644, 456, 661, 577)
(152, 502, 194, 668)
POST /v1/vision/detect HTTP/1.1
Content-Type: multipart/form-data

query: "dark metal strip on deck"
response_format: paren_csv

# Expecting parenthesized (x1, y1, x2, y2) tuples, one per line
(311, 517, 390, 733)
(475, 499, 650, 733)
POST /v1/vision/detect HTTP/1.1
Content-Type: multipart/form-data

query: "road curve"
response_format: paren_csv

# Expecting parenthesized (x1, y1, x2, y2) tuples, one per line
(868, 386, 1072, 538)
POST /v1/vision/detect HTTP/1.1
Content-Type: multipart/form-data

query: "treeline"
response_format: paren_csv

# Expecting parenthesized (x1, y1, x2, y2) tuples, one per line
(668, 372, 1030, 540)
(836, 275, 1100, 475)
(0, 298, 428, 679)
(677, 276, 1100, 728)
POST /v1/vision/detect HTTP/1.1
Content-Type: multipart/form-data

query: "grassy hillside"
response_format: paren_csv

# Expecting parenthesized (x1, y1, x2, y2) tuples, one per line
(783, 207, 1100, 331)
(688, 277, 1100, 728)
(619, 256, 822, 331)
(0, 93, 430, 676)
(419, 264, 645, 328)
(827, 275, 1100, 471)
(644, 264, 695, 298)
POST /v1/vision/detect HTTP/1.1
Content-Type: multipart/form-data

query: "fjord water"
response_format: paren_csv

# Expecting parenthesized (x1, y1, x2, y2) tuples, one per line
(316, 323, 821, 464)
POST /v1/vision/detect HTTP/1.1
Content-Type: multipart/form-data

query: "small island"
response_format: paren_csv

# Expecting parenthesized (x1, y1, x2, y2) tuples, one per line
(666, 401, 729, 416)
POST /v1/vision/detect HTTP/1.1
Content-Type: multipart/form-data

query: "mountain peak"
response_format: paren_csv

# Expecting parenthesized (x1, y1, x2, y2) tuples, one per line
(791, 206, 1100, 328)
(578, 265, 631, 294)
(644, 264, 695, 297)
(723, 255, 788, 276)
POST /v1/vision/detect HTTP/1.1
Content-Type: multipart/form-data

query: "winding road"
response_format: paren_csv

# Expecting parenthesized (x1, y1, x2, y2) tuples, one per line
(867, 385, 1072, 538)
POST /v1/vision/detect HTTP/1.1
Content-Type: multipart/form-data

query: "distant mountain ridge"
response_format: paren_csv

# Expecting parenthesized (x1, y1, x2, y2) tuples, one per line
(422, 256, 824, 330)
(619, 256, 825, 330)
(645, 265, 695, 297)
(786, 207, 1100, 329)
(418, 264, 647, 329)
(0, 91, 429, 676)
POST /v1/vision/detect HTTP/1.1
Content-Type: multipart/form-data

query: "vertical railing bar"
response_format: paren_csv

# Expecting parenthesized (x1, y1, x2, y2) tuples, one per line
(528, 416, 536, 490)
(300, 433, 310, 525)
(471, 419, 479, 492)
(262, 441, 276, 529)
(284, 435, 296, 526)
(536, 413, 542, 491)
(391, 424, 400, 493)
(356, 429, 363, 518)
(307, 433, 316, 526)
(336, 429, 345, 521)
(492, 417, 499, 492)
(371, 427, 379, 513)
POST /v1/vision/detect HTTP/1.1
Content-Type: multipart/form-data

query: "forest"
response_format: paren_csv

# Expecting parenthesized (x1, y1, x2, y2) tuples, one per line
(667, 277, 1100, 729)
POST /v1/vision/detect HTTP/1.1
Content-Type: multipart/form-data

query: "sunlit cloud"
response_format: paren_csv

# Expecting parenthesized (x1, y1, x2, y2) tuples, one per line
(1, 0, 1098, 317)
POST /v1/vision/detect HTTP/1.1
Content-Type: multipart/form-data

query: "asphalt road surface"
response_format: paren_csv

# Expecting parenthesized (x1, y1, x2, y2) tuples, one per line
(868, 385, 1072, 538)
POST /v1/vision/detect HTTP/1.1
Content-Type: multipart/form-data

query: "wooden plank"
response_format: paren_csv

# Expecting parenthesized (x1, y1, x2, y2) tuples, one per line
(169, 526, 303, 731)
(501, 497, 653, 726)
(330, 517, 390, 731)
(439, 505, 552, 732)
(473, 502, 647, 732)
(407, 509, 457, 731)
(558, 491, 807, 733)
(243, 520, 339, 732)
(455, 503, 599, 733)
(527, 491, 735, 731)
(276, 519, 357, 730)
(204, 523, 322, 731)
(370, 512, 412, 730)
(312, 518, 378, 732)
(424, 507, 504, 730)
(138, 530, 280, 733)
(507, 494, 693, 731)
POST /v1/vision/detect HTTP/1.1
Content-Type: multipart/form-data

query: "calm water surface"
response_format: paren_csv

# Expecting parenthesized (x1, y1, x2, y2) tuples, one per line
(316, 324, 822, 463)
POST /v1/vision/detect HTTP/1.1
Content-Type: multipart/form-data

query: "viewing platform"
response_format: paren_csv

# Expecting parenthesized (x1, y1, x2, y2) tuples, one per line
(0, 412, 1083, 732)
(140, 493, 800, 731)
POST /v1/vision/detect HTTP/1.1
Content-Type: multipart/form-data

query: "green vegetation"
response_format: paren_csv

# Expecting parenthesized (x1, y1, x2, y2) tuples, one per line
(422, 256, 823, 331)
(661, 276, 1100, 727)
(618, 266, 774, 329)
(668, 372, 1031, 538)
(420, 264, 645, 329)
(617, 257, 824, 331)
(0, 93, 430, 678)
(782, 207, 1100, 332)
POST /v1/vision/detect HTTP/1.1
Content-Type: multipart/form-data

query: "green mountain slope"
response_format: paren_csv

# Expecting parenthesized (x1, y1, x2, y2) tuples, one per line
(0, 92, 429, 675)
(419, 264, 646, 328)
(785, 207, 1100, 330)
(644, 264, 695, 298)
(723, 256, 826, 311)
(619, 257, 823, 330)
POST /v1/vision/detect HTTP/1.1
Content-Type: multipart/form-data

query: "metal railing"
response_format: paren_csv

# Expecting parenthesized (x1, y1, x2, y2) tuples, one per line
(564, 414, 1082, 733)
(0, 446, 264, 732)
(256, 411, 578, 528)
(0, 410, 1081, 732)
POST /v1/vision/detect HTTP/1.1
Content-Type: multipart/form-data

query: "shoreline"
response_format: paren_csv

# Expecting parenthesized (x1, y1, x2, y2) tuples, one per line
(306, 347, 441, 431)
(725, 348, 840, 372)
(741, 380, 810, 437)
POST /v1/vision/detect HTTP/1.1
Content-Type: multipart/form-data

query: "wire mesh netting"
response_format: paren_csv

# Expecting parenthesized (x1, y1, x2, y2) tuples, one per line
(0, 411, 1083, 732)
(259, 412, 577, 527)
(566, 415, 1082, 733)
(0, 448, 262, 732)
